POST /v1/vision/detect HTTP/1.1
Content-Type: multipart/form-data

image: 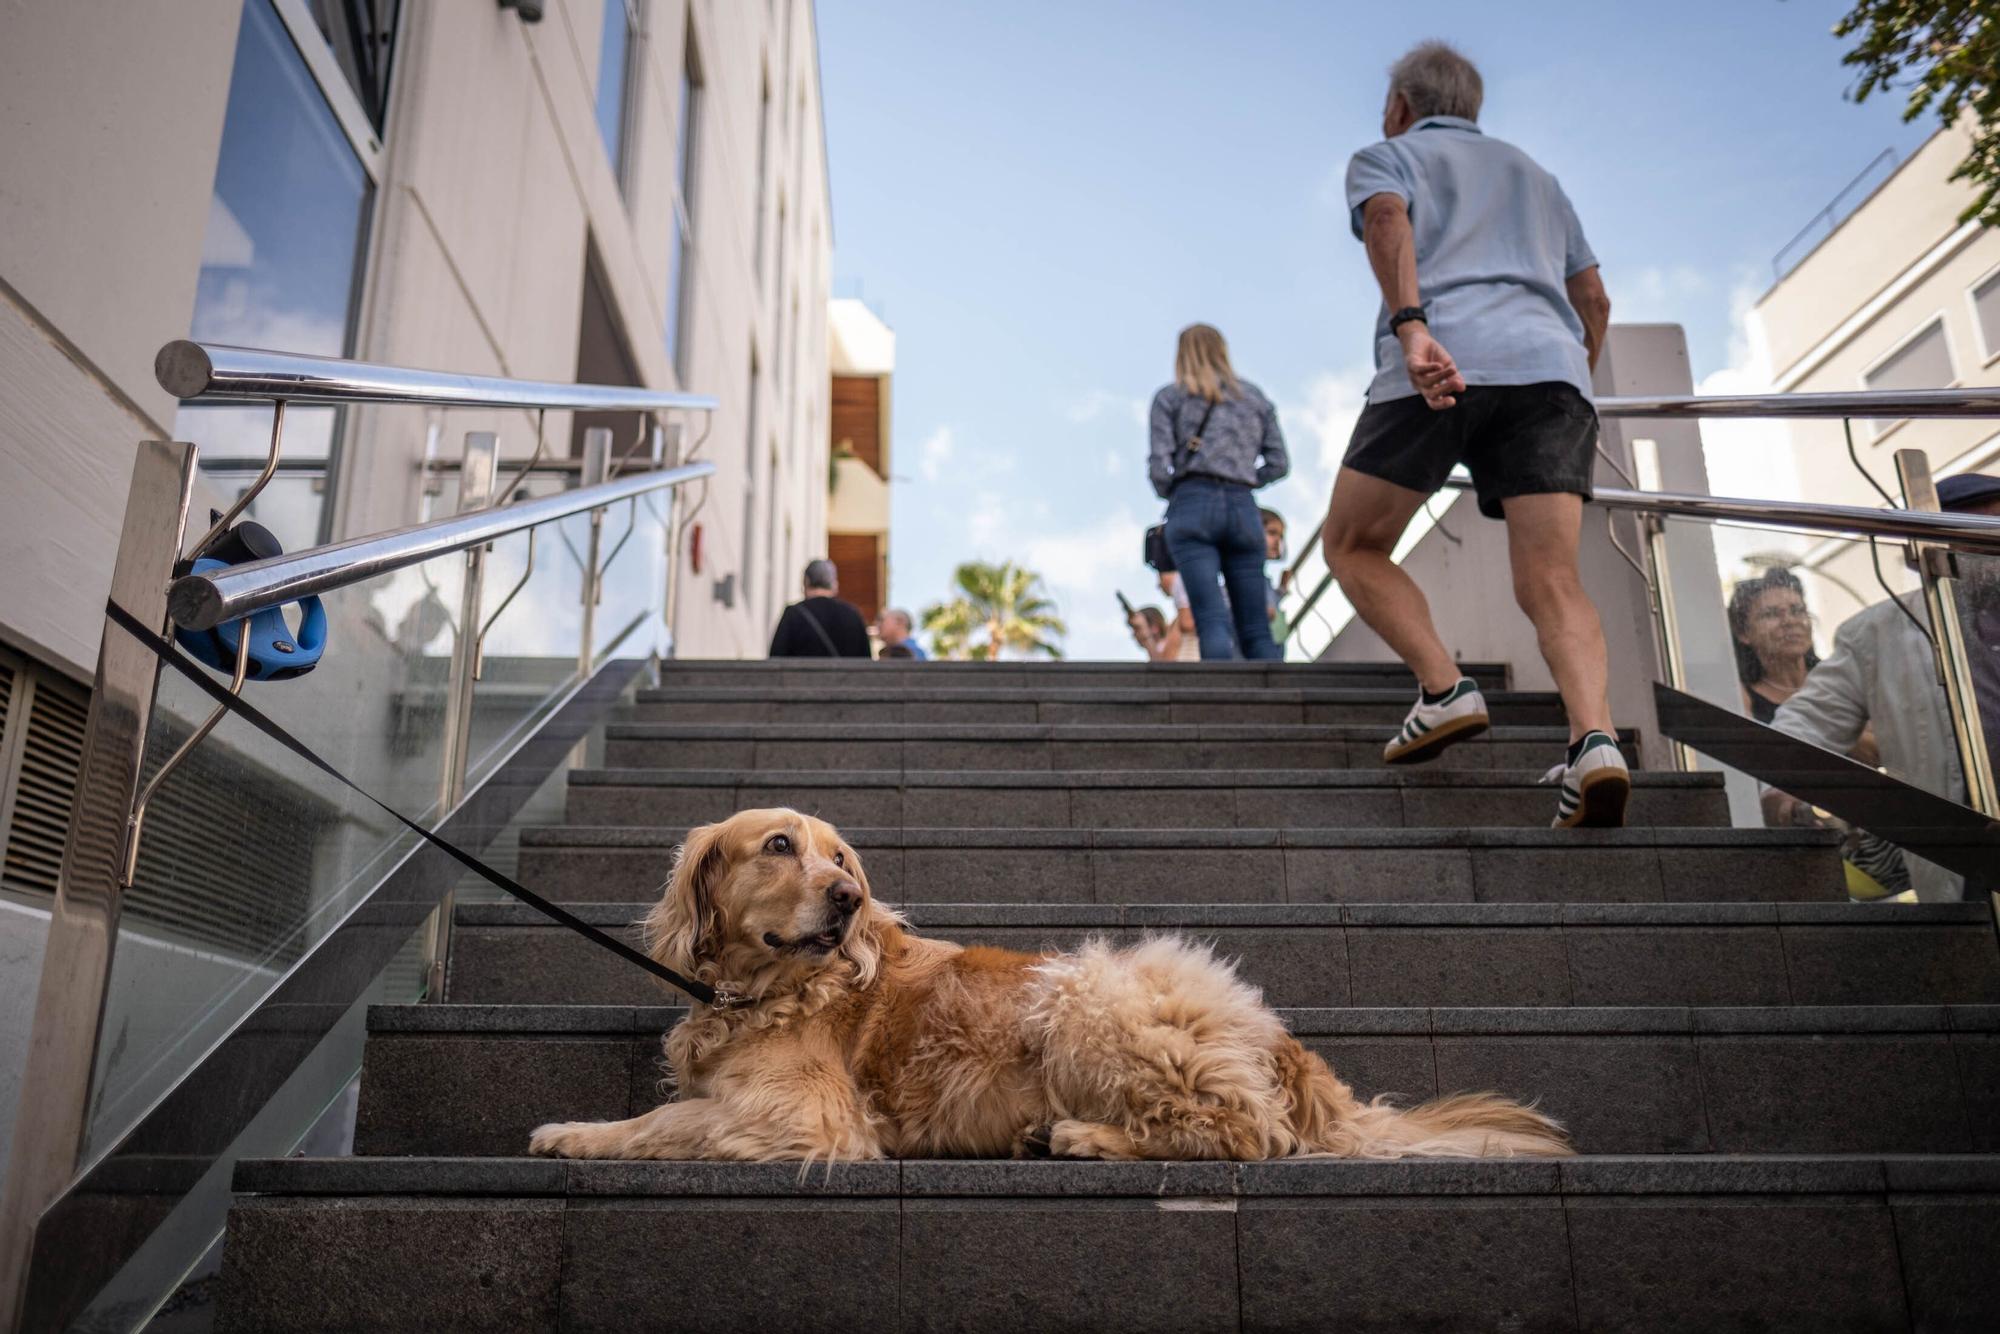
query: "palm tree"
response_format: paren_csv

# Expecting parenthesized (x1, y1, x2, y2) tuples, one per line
(920, 561, 1067, 660)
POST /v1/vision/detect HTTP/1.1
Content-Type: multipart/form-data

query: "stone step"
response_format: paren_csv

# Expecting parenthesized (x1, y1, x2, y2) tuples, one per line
(515, 825, 1846, 905)
(442, 902, 1998, 1011)
(602, 721, 1642, 773)
(562, 767, 1728, 830)
(219, 1152, 2000, 1333)
(628, 685, 1570, 727)
(354, 1003, 2000, 1161)
(652, 658, 1513, 692)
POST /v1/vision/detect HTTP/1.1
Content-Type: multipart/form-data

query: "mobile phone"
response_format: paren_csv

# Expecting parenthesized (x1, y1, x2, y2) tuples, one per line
(1115, 591, 1136, 617)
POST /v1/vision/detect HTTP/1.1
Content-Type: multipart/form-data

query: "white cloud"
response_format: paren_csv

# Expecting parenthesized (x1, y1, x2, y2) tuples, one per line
(1693, 282, 1811, 583)
(966, 489, 1007, 547)
(1102, 449, 1125, 476)
(918, 426, 954, 482)
(1020, 507, 1152, 660)
(1066, 389, 1149, 429)
(1619, 264, 1714, 321)
(1266, 364, 1374, 532)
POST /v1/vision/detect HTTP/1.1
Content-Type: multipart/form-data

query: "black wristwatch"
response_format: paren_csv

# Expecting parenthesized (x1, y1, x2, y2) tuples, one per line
(1389, 306, 1428, 334)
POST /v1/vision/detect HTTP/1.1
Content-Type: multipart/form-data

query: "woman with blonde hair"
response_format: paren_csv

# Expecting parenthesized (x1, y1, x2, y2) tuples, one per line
(1148, 324, 1291, 659)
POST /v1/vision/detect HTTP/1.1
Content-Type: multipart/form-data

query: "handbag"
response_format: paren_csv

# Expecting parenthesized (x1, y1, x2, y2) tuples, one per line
(1143, 395, 1221, 572)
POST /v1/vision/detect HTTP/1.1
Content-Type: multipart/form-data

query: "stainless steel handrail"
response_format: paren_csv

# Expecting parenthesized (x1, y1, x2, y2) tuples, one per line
(1585, 482, 2000, 550)
(1597, 387, 2000, 419)
(1278, 476, 2000, 650)
(158, 339, 721, 414)
(170, 459, 715, 629)
(1431, 477, 2000, 552)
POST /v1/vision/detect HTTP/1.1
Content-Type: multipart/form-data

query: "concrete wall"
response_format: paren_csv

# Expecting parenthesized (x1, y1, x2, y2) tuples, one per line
(1759, 126, 1984, 379)
(0, 0, 242, 679)
(1755, 122, 2000, 515)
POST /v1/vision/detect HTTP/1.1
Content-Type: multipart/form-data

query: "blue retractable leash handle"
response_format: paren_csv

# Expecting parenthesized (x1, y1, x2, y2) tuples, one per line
(173, 518, 328, 680)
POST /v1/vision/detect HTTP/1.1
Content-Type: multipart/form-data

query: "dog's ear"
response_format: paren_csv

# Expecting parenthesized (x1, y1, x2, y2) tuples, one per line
(844, 843, 873, 903)
(645, 820, 729, 976)
(836, 840, 900, 987)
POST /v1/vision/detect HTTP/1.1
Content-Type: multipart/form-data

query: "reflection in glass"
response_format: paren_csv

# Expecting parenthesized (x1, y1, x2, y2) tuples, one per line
(177, 0, 371, 538)
(1742, 543, 1964, 900)
(595, 0, 637, 189)
(88, 551, 461, 1155)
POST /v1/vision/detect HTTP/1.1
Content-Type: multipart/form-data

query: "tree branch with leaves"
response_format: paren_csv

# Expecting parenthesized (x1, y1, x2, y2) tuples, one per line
(920, 560, 1067, 661)
(1835, 0, 2000, 225)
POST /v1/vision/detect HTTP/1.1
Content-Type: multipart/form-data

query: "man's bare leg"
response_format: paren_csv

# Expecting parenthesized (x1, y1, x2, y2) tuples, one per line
(1499, 492, 1614, 741)
(1323, 468, 1460, 693)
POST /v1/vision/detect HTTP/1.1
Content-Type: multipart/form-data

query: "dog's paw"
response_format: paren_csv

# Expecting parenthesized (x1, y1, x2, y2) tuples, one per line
(529, 1121, 591, 1158)
(1012, 1124, 1054, 1159)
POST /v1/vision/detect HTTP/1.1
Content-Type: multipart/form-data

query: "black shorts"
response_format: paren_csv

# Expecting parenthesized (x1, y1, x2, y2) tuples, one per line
(1341, 382, 1598, 520)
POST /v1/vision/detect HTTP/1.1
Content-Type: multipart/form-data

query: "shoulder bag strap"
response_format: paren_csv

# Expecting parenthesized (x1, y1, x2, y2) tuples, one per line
(1170, 394, 1222, 489)
(801, 600, 844, 656)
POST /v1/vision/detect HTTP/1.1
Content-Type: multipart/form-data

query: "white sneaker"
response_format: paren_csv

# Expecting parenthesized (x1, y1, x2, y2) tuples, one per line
(1543, 731, 1631, 828)
(1383, 678, 1490, 765)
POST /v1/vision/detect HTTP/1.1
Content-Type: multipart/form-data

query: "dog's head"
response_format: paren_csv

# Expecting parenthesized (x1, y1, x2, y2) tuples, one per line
(644, 808, 892, 999)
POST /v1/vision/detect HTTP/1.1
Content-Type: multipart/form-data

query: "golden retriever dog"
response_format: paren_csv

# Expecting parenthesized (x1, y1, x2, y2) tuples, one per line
(530, 809, 1570, 1162)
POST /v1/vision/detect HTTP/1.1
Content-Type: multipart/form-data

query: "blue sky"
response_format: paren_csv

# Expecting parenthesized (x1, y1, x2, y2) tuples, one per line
(817, 0, 1940, 658)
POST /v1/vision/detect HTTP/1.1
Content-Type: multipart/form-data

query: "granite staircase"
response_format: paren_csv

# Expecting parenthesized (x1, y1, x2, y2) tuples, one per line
(218, 660, 2000, 1332)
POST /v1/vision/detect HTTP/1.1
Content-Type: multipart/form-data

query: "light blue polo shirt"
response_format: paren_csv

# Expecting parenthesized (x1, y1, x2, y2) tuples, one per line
(1345, 115, 1597, 405)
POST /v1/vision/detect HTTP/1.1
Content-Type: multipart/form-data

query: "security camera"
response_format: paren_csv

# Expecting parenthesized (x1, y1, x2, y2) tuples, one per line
(498, 0, 545, 22)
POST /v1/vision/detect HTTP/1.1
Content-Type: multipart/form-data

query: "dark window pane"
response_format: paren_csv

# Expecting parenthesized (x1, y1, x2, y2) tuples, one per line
(305, 0, 400, 134)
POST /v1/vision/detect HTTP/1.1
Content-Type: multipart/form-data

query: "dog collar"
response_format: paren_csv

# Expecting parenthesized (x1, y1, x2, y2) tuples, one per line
(706, 985, 761, 1012)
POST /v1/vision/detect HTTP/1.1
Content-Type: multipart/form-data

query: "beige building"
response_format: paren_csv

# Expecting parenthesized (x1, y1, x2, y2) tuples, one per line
(0, 0, 831, 1173)
(1744, 122, 2000, 624)
(0, 0, 832, 675)
(825, 297, 895, 626)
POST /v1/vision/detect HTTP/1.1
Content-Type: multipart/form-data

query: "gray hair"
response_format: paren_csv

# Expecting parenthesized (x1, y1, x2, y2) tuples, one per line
(1388, 41, 1483, 121)
(881, 607, 913, 631)
(803, 559, 838, 591)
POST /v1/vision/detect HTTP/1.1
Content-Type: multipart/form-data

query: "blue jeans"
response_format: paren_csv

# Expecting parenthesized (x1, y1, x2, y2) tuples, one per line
(1164, 477, 1282, 661)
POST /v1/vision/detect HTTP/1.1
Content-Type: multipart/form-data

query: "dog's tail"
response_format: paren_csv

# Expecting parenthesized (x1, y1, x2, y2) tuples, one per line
(1281, 1040, 1571, 1159)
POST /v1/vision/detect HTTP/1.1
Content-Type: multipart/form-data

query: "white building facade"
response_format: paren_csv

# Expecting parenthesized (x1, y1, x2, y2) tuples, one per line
(1744, 123, 2000, 627)
(0, 0, 832, 1173)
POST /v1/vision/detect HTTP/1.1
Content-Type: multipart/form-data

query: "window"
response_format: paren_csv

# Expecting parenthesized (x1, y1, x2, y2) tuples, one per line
(664, 31, 703, 381)
(177, 0, 376, 544)
(743, 349, 761, 609)
(1863, 317, 1955, 438)
(595, 0, 640, 192)
(304, 0, 400, 134)
(754, 73, 772, 282)
(1974, 270, 2000, 361)
(572, 241, 645, 456)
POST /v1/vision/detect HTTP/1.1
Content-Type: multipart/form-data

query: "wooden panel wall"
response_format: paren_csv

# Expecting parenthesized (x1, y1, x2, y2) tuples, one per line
(830, 375, 883, 476)
(828, 531, 883, 625)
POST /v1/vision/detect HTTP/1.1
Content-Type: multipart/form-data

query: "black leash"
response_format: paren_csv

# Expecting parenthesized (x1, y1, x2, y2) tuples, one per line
(106, 599, 730, 1008)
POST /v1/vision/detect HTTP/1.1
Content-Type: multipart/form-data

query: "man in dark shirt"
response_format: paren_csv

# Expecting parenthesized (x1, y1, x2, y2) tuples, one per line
(769, 559, 872, 657)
